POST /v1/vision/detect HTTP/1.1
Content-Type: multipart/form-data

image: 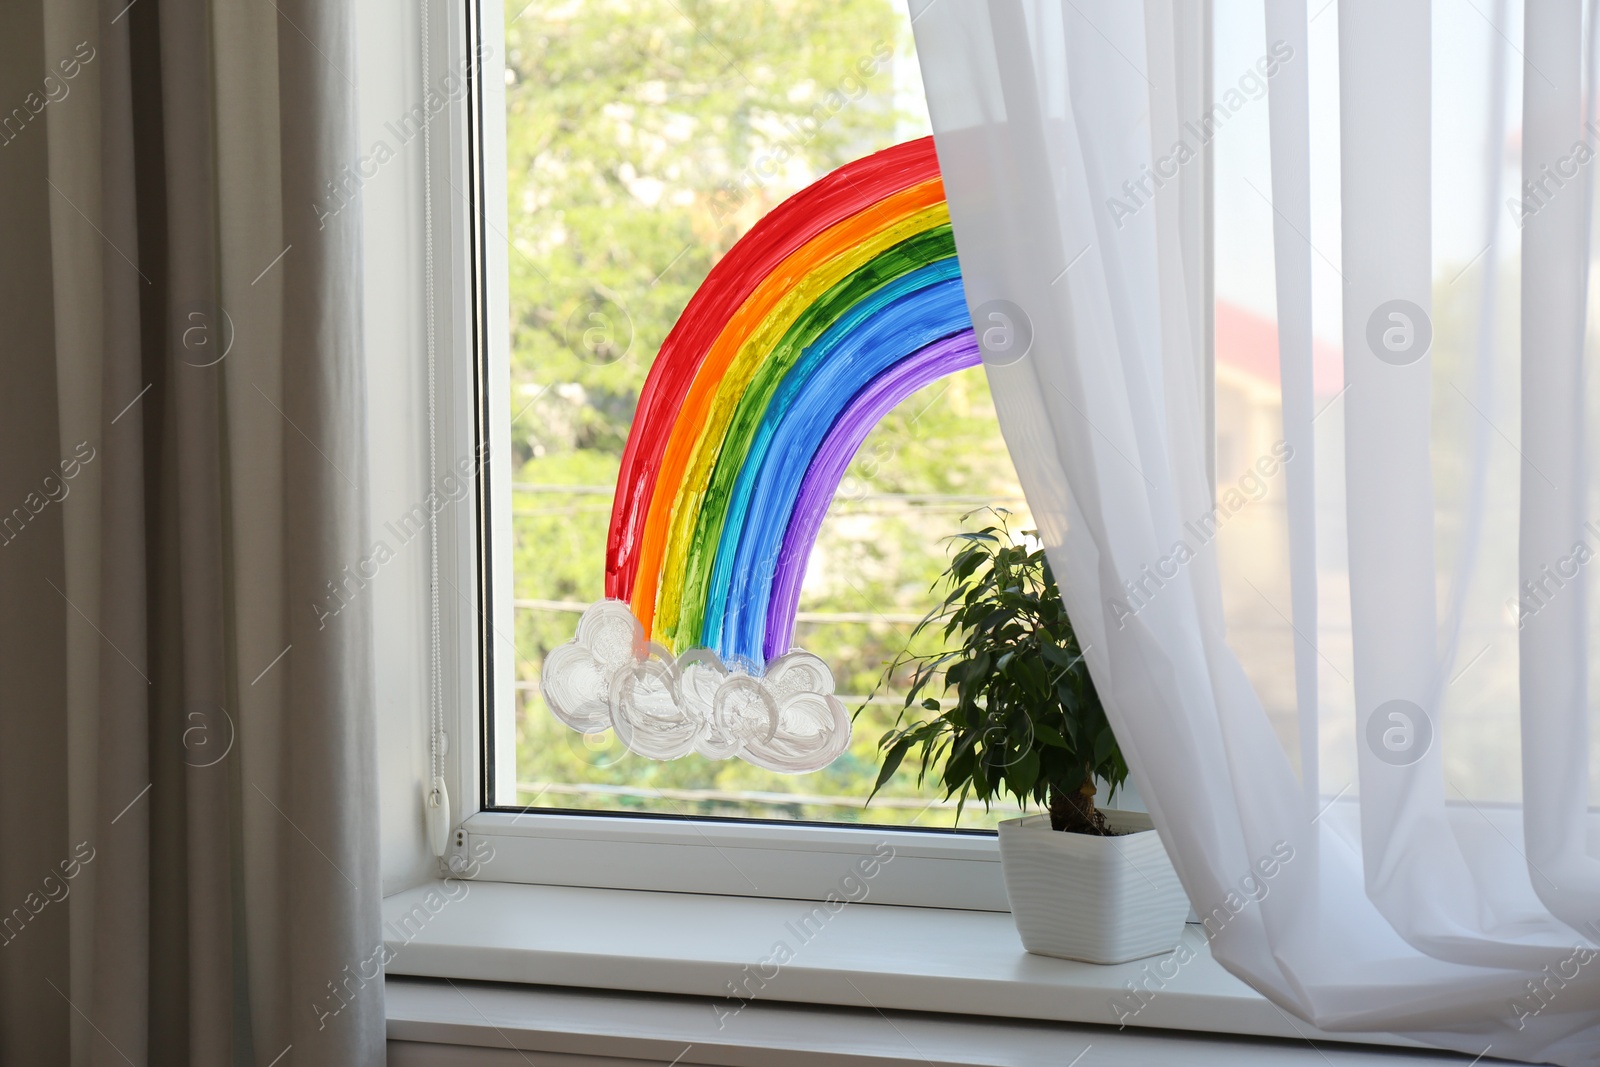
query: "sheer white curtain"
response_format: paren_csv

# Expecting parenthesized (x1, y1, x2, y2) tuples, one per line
(911, 1, 1599, 1063)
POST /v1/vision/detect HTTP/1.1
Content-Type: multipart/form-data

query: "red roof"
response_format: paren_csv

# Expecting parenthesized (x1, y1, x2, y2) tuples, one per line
(1215, 299, 1344, 397)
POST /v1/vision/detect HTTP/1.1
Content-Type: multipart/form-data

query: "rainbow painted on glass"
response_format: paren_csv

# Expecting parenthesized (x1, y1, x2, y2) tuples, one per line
(608, 135, 977, 667)
(543, 137, 977, 773)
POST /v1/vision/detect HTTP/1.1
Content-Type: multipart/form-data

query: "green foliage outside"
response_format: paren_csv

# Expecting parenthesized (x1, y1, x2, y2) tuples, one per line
(503, 0, 1028, 827)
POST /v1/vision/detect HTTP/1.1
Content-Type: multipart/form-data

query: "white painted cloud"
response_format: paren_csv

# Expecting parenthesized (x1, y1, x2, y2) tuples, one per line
(541, 600, 852, 774)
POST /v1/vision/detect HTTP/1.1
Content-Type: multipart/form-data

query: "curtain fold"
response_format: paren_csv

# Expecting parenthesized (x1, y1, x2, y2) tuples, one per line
(0, 0, 383, 1063)
(912, 1, 1600, 1063)
(0, 0, 73, 1060)
(1522, 0, 1600, 932)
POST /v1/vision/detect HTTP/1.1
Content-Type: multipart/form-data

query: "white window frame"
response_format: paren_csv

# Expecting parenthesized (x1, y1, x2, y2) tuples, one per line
(427, 0, 1208, 911)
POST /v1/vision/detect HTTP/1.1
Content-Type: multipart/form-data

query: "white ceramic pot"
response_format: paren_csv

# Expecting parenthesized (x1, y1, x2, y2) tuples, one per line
(997, 808, 1190, 964)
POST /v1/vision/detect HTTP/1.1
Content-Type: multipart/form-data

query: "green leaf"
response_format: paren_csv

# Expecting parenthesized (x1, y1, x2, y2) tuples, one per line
(945, 746, 975, 790)
(870, 736, 917, 798)
(1093, 727, 1117, 765)
(969, 650, 990, 679)
(1033, 722, 1068, 748)
(1005, 750, 1040, 798)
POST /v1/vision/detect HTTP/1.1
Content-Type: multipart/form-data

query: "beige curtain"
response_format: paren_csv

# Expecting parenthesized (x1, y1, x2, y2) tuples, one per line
(0, 0, 384, 1063)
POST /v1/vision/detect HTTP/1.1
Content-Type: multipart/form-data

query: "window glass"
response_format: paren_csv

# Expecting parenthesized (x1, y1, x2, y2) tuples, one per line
(500, 0, 1029, 826)
(1210, 0, 1554, 803)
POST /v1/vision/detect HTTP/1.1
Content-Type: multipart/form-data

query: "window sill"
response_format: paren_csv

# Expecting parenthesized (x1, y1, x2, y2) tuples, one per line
(382, 880, 1423, 1053)
(387, 978, 1456, 1067)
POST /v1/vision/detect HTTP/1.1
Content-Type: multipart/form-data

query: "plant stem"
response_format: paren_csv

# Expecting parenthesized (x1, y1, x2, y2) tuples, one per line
(1049, 776, 1110, 835)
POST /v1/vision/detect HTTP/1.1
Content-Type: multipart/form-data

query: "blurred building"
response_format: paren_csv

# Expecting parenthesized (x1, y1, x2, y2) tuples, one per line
(1213, 299, 1343, 489)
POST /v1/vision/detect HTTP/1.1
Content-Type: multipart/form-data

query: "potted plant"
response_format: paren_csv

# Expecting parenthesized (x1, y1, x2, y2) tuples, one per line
(864, 512, 1190, 964)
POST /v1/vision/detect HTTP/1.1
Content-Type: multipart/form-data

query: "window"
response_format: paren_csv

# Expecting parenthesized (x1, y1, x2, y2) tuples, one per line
(425, 0, 1279, 906)
(482, 0, 1036, 833)
(422, 0, 1038, 906)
